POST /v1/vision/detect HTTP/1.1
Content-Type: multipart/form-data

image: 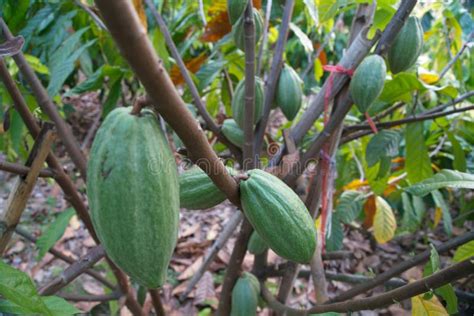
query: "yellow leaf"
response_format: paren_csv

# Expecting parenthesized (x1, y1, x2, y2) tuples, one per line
(268, 26, 279, 44)
(412, 293, 449, 316)
(314, 57, 323, 82)
(419, 72, 439, 84)
(132, 0, 147, 31)
(343, 179, 368, 190)
(373, 196, 397, 244)
(433, 207, 442, 228)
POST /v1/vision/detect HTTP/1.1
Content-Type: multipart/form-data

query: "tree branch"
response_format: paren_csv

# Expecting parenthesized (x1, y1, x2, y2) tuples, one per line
(39, 246, 106, 296)
(59, 291, 122, 302)
(94, 0, 240, 207)
(261, 257, 474, 314)
(0, 19, 88, 179)
(256, 0, 272, 75)
(144, 0, 242, 160)
(438, 31, 473, 81)
(330, 230, 474, 303)
(253, 0, 295, 154)
(149, 289, 166, 316)
(0, 159, 57, 178)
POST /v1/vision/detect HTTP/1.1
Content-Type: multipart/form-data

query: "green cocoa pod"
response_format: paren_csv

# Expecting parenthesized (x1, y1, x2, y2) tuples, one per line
(240, 169, 317, 263)
(276, 64, 303, 121)
(232, 8, 263, 51)
(87, 107, 179, 288)
(231, 77, 264, 129)
(231, 272, 260, 316)
(179, 166, 236, 210)
(350, 55, 387, 113)
(387, 16, 423, 74)
(221, 119, 244, 148)
(247, 231, 268, 255)
(227, 0, 247, 25)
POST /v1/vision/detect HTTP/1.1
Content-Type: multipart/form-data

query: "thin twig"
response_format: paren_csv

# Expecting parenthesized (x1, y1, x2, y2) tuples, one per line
(0, 159, 57, 178)
(15, 227, 115, 289)
(330, 230, 474, 303)
(261, 257, 474, 314)
(180, 211, 243, 300)
(256, 0, 272, 74)
(144, 0, 242, 160)
(39, 246, 106, 296)
(439, 32, 473, 80)
(149, 289, 166, 316)
(253, 0, 295, 154)
(74, 0, 107, 30)
(0, 19, 88, 179)
(58, 291, 122, 302)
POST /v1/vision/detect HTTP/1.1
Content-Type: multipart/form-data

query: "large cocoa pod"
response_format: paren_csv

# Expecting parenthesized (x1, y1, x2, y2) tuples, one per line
(87, 107, 179, 288)
(240, 169, 317, 263)
(221, 119, 244, 148)
(349, 55, 387, 113)
(387, 16, 423, 74)
(231, 272, 260, 316)
(275, 64, 303, 120)
(232, 8, 263, 51)
(179, 166, 236, 210)
(231, 77, 264, 129)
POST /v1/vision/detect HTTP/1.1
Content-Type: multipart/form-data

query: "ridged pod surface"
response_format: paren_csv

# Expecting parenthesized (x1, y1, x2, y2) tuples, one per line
(231, 77, 264, 129)
(247, 231, 268, 255)
(350, 55, 387, 113)
(179, 166, 236, 210)
(232, 8, 263, 51)
(227, 0, 247, 25)
(87, 107, 179, 288)
(222, 119, 244, 148)
(231, 272, 260, 316)
(276, 64, 303, 120)
(387, 16, 423, 74)
(240, 169, 317, 263)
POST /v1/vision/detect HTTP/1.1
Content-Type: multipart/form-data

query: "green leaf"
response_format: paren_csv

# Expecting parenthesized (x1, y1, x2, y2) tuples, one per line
(366, 160, 390, 196)
(431, 190, 452, 236)
(401, 192, 419, 232)
(365, 130, 400, 167)
(405, 169, 474, 196)
(405, 122, 433, 184)
(42, 296, 81, 316)
(196, 60, 226, 92)
(318, 0, 351, 23)
(25, 54, 49, 75)
(289, 22, 313, 53)
(102, 77, 123, 117)
(335, 191, 365, 224)
(435, 284, 458, 315)
(447, 132, 466, 172)
(453, 241, 474, 263)
(326, 214, 344, 252)
(36, 208, 75, 260)
(379, 73, 425, 103)
(0, 261, 51, 315)
(303, 0, 319, 26)
(65, 66, 105, 96)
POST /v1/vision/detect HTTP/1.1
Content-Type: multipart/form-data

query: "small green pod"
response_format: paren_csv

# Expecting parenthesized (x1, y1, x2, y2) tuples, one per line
(222, 119, 244, 148)
(276, 64, 303, 121)
(231, 272, 260, 316)
(231, 77, 264, 129)
(247, 231, 268, 255)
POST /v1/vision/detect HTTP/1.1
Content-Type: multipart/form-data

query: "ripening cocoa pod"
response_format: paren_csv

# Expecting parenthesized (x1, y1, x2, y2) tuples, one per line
(275, 64, 303, 120)
(231, 77, 264, 129)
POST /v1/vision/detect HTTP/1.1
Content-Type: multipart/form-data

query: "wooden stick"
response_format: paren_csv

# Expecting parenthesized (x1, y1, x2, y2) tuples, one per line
(0, 124, 55, 254)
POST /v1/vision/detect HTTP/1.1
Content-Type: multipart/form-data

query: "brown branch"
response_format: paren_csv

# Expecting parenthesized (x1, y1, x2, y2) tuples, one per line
(330, 230, 474, 303)
(144, 0, 242, 160)
(374, 0, 418, 55)
(216, 220, 253, 316)
(256, 0, 272, 75)
(59, 291, 122, 302)
(74, 0, 107, 30)
(39, 246, 106, 296)
(0, 159, 57, 178)
(0, 19, 88, 179)
(262, 257, 474, 314)
(15, 227, 115, 289)
(0, 125, 55, 254)
(341, 104, 474, 144)
(149, 289, 166, 316)
(253, 0, 295, 153)
(243, 0, 257, 170)
(180, 211, 243, 301)
(94, 0, 240, 207)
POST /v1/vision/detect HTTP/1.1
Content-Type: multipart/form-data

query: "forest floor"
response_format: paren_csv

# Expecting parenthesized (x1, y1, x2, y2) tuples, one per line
(1, 93, 472, 315)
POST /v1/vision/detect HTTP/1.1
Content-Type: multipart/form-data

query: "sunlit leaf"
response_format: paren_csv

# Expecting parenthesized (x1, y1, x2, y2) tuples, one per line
(373, 196, 397, 244)
(290, 22, 313, 53)
(453, 241, 474, 263)
(419, 72, 439, 84)
(405, 169, 474, 196)
(411, 293, 448, 316)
